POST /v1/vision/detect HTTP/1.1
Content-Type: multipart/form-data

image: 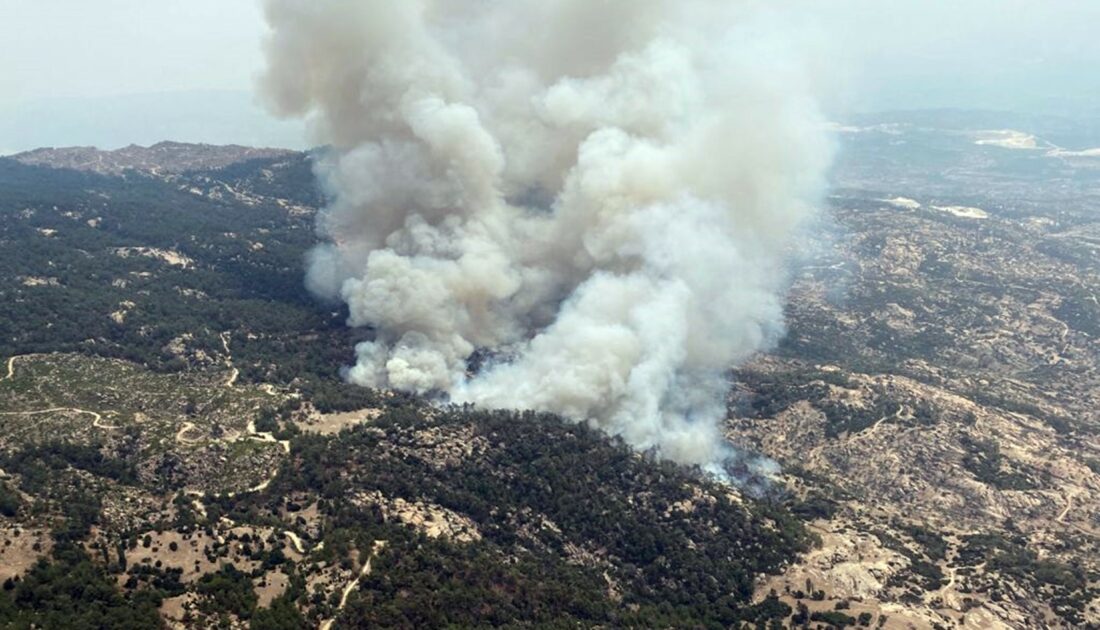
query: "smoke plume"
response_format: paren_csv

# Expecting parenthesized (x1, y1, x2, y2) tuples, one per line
(261, 0, 830, 471)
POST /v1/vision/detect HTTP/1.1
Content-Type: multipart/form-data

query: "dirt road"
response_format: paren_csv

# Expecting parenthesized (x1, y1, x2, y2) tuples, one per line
(320, 541, 388, 630)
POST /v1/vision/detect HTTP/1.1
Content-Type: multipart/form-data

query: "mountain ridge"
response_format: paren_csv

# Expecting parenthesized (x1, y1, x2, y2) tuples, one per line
(10, 141, 297, 176)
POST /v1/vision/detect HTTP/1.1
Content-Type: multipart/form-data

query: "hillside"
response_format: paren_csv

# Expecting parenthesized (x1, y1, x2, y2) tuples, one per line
(729, 112, 1100, 628)
(0, 145, 811, 629)
(0, 120, 1098, 629)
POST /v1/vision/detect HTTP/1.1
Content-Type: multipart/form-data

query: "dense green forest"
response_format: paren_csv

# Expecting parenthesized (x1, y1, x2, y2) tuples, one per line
(0, 156, 380, 412)
(0, 543, 164, 629)
(222, 405, 813, 628)
(0, 403, 814, 628)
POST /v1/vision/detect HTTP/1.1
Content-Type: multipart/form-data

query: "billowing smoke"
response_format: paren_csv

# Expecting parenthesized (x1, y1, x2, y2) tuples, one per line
(260, 0, 830, 471)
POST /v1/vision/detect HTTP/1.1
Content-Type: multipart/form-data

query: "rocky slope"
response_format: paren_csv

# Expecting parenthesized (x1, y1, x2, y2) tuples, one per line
(12, 142, 293, 176)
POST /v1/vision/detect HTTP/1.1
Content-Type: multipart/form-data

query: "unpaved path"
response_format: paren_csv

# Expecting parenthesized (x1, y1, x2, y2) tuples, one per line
(4, 351, 288, 493)
(855, 403, 908, 442)
(284, 531, 306, 554)
(321, 541, 387, 630)
(1, 344, 292, 496)
(938, 564, 959, 594)
(0, 406, 119, 436)
(218, 419, 289, 496)
(1, 355, 121, 430)
(246, 477, 274, 493)
(0, 354, 46, 383)
(183, 490, 209, 519)
(801, 261, 853, 277)
(173, 402, 288, 495)
(1, 356, 20, 382)
(220, 332, 239, 388)
(0, 406, 106, 427)
(193, 500, 305, 554)
(247, 419, 291, 453)
(1057, 490, 1078, 523)
(0, 406, 100, 420)
(175, 422, 202, 445)
(92, 412, 120, 430)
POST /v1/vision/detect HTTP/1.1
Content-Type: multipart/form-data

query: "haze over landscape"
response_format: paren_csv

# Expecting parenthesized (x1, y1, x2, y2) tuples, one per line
(0, 1, 1099, 629)
(3, 1, 1100, 153)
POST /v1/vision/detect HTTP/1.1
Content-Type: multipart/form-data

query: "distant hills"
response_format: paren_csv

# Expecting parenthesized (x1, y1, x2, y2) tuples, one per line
(0, 90, 307, 157)
(11, 141, 296, 177)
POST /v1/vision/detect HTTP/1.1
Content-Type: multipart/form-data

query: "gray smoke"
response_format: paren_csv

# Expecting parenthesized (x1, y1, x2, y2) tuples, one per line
(260, 0, 830, 471)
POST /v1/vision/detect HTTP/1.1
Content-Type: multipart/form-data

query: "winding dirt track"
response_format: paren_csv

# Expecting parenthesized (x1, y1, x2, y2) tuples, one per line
(2, 356, 18, 381)
(220, 333, 239, 387)
(0, 407, 119, 436)
(5, 350, 288, 503)
(92, 413, 120, 430)
(927, 563, 962, 604)
(247, 419, 292, 453)
(221, 337, 290, 493)
(284, 531, 306, 554)
(1, 355, 119, 429)
(0, 354, 44, 383)
(867, 404, 907, 438)
(175, 422, 203, 445)
(172, 340, 289, 494)
(320, 541, 388, 630)
(0, 407, 101, 421)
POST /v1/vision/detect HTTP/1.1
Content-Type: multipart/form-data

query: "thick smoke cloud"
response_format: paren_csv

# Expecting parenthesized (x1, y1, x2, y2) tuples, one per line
(261, 0, 830, 471)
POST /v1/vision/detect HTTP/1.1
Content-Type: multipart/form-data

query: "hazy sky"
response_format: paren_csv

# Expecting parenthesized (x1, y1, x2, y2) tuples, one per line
(0, 0, 264, 103)
(1, 0, 1099, 153)
(814, 0, 1100, 115)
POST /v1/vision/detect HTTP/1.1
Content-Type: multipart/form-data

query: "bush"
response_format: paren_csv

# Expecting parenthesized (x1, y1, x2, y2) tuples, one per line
(0, 483, 21, 517)
(197, 564, 258, 618)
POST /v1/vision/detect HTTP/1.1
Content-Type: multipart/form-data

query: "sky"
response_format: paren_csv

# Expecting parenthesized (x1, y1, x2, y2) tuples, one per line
(810, 0, 1100, 116)
(0, 0, 304, 153)
(1, 0, 1099, 154)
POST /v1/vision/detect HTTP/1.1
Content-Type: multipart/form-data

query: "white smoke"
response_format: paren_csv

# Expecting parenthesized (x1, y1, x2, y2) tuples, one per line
(260, 0, 831, 470)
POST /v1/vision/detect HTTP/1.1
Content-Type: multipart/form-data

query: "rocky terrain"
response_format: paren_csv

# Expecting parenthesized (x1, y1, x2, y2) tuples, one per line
(727, 111, 1100, 628)
(0, 109, 1098, 629)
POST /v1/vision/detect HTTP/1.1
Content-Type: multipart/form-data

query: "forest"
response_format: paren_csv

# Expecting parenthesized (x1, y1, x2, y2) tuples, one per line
(0, 156, 380, 412)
